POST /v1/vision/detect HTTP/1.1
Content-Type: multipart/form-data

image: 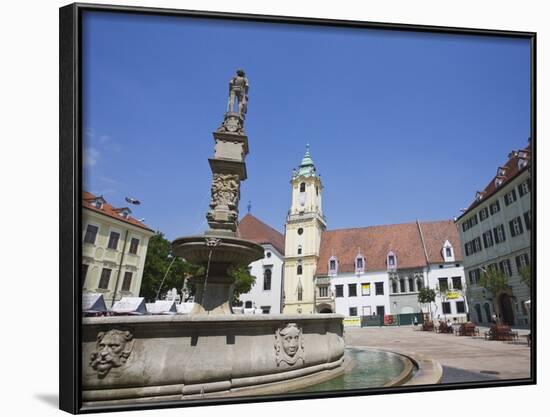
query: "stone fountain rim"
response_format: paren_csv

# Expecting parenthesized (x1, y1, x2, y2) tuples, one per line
(172, 234, 264, 248)
(83, 313, 345, 325)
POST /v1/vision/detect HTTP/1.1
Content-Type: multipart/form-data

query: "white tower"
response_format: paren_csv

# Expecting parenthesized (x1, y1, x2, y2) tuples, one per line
(283, 145, 326, 314)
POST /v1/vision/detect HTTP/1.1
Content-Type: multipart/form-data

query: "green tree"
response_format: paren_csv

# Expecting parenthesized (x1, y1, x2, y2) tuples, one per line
(479, 266, 509, 321)
(140, 232, 199, 302)
(519, 265, 531, 289)
(229, 266, 256, 303)
(417, 287, 436, 321)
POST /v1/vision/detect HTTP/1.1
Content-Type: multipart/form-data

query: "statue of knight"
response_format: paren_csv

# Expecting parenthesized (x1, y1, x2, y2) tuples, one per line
(227, 69, 249, 117)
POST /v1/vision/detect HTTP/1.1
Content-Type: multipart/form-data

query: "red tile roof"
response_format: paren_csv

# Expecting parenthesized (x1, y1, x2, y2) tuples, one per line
(237, 214, 285, 255)
(82, 191, 153, 232)
(316, 220, 462, 275)
(462, 142, 531, 216)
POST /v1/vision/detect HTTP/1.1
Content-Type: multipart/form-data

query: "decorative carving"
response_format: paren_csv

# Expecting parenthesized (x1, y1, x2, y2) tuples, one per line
(90, 330, 134, 378)
(274, 323, 305, 367)
(210, 173, 240, 209)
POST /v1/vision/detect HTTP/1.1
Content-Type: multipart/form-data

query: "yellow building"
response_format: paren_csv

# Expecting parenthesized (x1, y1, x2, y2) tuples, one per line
(82, 192, 154, 307)
(283, 145, 326, 314)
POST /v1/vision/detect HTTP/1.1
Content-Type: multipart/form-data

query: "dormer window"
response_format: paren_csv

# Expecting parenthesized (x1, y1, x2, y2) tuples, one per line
(518, 158, 528, 170)
(387, 251, 396, 270)
(442, 240, 454, 262)
(497, 167, 507, 177)
(495, 178, 503, 187)
(355, 255, 365, 274)
(475, 191, 484, 201)
(91, 196, 106, 209)
(328, 256, 338, 275)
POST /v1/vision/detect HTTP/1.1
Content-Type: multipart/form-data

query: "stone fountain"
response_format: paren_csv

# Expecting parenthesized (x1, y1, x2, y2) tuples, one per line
(81, 70, 346, 408)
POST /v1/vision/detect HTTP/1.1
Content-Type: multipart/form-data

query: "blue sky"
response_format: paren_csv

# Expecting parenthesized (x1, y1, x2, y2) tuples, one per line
(82, 11, 531, 240)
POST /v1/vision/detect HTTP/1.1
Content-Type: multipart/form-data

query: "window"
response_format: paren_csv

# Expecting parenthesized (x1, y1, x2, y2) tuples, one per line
(297, 245, 302, 255)
(408, 277, 415, 292)
(482, 230, 494, 248)
(98, 268, 112, 289)
(355, 256, 364, 272)
(417, 278, 424, 290)
(263, 268, 272, 291)
(297, 264, 303, 275)
(445, 247, 452, 258)
(328, 257, 338, 275)
(297, 288, 302, 301)
(245, 301, 253, 309)
(438, 278, 449, 292)
(388, 255, 395, 267)
(361, 283, 371, 296)
(375, 282, 384, 295)
(456, 301, 466, 314)
(299, 182, 306, 192)
(349, 307, 358, 317)
(441, 302, 451, 315)
(499, 259, 512, 277)
(348, 283, 357, 297)
(400, 278, 406, 293)
(376, 306, 385, 317)
(266, 251, 272, 258)
(391, 280, 398, 293)
(479, 207, 489, 221)
(518, 180, 530, 197)
(121, 271, 133, 292)
(335, 285, 344, 298)
(107, 231, 120, 250)
(81, 264, 89, 288)
(504, 189, 517, 206)
(297, 227, 304, 235)
(84, 224, 99, 244)
(129, 237, 140, 254)
(468, 269, 477, 285)
(489, 200, 501, 215)
(493, 224, 506, 243)
(524, 211, 531, 230)
(387, 251, 396, 269)
(452, 276, 462, 290)
(473, 237, 482, 252)
(261, 306, 271, 314)
(319, 286, 328, 298)
(515, 253, 530, 270)
(94, 200, 103, 209)
(509, 217, 524, 237)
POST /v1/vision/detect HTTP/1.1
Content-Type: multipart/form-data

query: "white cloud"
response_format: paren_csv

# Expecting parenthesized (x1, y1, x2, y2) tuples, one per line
(83, 148, 100, 167)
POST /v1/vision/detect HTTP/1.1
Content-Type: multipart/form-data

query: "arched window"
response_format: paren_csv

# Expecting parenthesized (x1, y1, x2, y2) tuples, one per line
(297, 264, 303, 275)
(300, 182, 306, 192)
(408, 277, 415, 292)
(297, 245, 302, 255)
(263, 268, 272, 291)
(328, 256, 338, 275)
(245, 301, 253, 309)
(400, 278, 406, 293)
(387, 251, 397, 270)
(355, 256, 365, 273)
(315, 185, 319, 196)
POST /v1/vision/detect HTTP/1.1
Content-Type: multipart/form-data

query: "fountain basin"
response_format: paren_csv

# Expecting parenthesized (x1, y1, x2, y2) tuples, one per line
(81, 314, 345, 407)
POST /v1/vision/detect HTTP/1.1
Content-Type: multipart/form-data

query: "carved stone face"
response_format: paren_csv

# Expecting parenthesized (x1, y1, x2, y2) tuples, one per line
(281, 326, 300, 356)
(90, 330, 134, 378)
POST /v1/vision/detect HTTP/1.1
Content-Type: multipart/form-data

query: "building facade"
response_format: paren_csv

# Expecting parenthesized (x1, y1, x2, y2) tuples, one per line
(82, 192, 154, 307)
(238, 214, 285, 314)
(456, 142, 532, 327)
(282, 147, 466, 321)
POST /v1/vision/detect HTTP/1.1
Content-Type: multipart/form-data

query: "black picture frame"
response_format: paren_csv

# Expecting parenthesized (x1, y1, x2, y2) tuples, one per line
(60, 3, 536, 414)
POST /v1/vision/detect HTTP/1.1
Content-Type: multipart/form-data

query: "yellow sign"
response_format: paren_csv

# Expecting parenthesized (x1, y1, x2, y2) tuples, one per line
(446, 291, 460, 299)
(343, 317, 361, 327)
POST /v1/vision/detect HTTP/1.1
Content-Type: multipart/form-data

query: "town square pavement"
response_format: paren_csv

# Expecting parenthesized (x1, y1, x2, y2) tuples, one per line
(344, 325, 531, 383)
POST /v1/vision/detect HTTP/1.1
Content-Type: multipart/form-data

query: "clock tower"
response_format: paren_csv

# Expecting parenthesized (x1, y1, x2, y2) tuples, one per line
(283, 145, 326, 314)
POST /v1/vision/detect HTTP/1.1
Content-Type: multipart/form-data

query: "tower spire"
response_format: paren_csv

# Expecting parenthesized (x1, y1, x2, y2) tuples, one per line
(293, 144, 317, 179)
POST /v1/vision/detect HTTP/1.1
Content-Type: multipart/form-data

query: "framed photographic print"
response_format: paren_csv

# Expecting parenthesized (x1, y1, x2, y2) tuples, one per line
(60, 2, 536, 414)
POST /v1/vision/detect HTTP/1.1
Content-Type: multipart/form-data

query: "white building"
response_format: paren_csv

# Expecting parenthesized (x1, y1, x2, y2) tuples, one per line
(238, 214, 285, 314)
(456, 141, 532, 327)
